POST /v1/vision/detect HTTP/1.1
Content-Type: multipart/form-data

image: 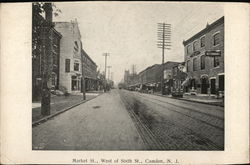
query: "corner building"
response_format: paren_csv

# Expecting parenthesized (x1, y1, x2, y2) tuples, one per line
(183, 16, 224, 95)
(54, 20, 83, 93)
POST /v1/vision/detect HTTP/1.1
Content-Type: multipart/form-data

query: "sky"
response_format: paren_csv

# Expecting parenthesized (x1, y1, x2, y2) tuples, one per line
(53, 2, 224, 84)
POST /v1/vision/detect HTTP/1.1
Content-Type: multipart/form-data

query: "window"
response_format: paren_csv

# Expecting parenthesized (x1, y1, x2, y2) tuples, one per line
(213, 33, 220, 46)
(193, 58, 198, 71)
(74, 41, 79, 52)
(200, 36, 205, 47)
(65, 59, 70, 72)
(201, 55, 205, 70)
(193, 41, 199, 51)
(214, 56, 220, 67)
(187, 60, 191, 72)
(186, 45, 192, 54)
(74, 61, 80, 71)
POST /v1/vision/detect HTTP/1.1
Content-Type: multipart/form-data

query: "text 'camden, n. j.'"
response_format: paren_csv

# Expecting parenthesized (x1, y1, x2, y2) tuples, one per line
(72, 158, 180, 164)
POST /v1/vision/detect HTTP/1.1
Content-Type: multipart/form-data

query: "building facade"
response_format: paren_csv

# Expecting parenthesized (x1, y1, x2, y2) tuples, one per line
(32, 4, 62, 100)
(54, 20, 83, 93)
(81, 49, 98, 91)
(183, 16, 224, 95)
(124, 61, 180, 93)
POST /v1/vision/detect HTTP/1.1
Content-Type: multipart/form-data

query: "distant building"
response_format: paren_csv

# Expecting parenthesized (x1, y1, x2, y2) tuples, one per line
(54, 20, 83, 93)
(127, 61, 181, 93)
(183, 16, 224, 95)
(163, 61, 182, 94)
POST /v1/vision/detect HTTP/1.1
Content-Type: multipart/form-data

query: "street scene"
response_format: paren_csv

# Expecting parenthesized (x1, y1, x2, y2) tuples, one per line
(32, 2, 224, 150)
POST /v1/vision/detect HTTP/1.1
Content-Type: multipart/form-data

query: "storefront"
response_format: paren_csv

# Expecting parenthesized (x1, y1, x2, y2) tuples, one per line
(71, 75, 81, 91)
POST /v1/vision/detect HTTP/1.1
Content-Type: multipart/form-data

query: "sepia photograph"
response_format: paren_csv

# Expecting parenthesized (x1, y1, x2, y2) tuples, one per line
(31, 2, 225, 151)
(1, 1, 249, 164)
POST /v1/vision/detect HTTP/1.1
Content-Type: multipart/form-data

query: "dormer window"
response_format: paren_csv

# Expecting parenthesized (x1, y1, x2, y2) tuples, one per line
(200, 36, 205, 47)
(186, 45, 192, 54)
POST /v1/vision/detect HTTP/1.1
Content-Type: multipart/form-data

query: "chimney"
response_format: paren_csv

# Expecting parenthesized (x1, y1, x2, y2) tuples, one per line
(44, 3, 53, 23)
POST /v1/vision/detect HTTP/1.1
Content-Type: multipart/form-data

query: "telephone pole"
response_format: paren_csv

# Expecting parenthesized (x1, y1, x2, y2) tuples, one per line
(107, 66, 112, 81)
(103, 53, 109, 92)
(81, 49, 86, 100)
(157, 22, 171, 95)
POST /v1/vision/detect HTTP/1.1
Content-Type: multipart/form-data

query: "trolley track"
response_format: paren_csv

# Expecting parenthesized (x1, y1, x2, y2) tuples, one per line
(120, 92, 165, 150)
(136, 92, 224, 130)
(119, 90, 224, 150)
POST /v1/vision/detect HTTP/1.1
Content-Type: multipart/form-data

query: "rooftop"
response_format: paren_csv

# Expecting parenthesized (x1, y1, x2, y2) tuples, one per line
(183, 16, 224, 46)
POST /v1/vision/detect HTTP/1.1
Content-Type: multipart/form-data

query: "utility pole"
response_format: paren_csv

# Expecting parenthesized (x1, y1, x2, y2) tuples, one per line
(111, 72, 114, 81)
(103, 53, 109, 92)
(107, 66, 112, 81)
(157, 22, 171, 95)
(81, 49, 86, 100)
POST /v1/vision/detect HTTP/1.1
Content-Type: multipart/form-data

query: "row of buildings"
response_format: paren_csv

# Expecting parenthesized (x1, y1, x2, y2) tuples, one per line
(124, 16, 224, 96)
(32, 3, 104, 100)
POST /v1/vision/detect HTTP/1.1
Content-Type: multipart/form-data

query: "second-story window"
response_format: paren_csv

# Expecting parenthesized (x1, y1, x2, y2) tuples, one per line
(213, 32, 220, 46)
(74, 61, 80, 71)
(193, 58, 198, 71)
(193, 41, 199, 51)
(201, 55, 205, 70)
(200, 36, 205, 47)
(65, 59, 70, 72)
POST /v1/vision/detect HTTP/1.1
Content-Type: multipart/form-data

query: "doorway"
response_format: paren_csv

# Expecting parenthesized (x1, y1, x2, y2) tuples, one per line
(201, 78, 208, 94)
(219, 75, 224, 91)
(210, 78, 216, 94)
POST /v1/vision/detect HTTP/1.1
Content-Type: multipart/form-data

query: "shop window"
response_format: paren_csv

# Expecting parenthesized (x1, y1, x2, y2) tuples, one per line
(200, 36, 205, 47)
(214, 56, 220, 67)
(201, 55, 205, 70)
(65, 59, 70, 72)
(193, 58, 198, 71)
(193, 41, 199, 51)
(213, 33, 220, 46)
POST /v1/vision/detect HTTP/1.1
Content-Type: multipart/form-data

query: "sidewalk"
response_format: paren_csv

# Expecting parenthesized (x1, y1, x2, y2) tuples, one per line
(32, 92, 103, 125)
(151, 92, 224, 107)
(32, 89, 145, 150)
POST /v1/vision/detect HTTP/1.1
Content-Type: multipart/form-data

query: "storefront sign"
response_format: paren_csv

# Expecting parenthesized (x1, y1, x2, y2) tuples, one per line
(205, 50, 221, 56)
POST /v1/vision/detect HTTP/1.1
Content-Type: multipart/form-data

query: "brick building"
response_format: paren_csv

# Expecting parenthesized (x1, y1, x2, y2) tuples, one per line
(183, 16, 224, 95)
(81, 49, 98, 91)
(32, 4, 62, 100)
(54, 20, 83, 93)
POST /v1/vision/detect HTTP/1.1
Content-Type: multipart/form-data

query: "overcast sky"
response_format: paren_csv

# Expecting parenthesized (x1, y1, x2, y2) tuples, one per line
(53, 2, 224, 84)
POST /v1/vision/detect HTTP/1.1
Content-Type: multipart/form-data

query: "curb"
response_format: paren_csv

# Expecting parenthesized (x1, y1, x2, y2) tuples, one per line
(178, 98, 224, 107)
(32, 93, 103, 127)
(153, 93, 224, 107)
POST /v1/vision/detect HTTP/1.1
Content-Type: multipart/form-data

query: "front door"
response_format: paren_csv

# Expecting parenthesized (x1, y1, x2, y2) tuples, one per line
(219, 75, 224, 91)
(210, 79, 216, 94)
(201, 78, 208, 94)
